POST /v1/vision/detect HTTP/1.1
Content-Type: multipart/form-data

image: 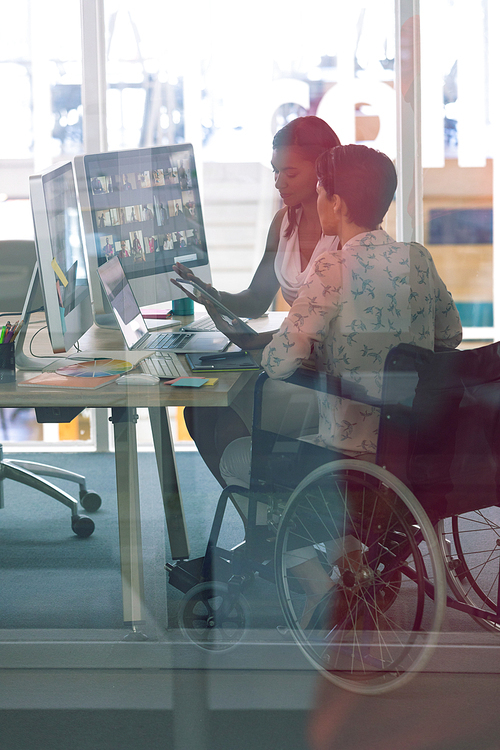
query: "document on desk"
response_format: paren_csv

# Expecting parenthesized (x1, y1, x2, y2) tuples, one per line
(18, 371, 119, 389)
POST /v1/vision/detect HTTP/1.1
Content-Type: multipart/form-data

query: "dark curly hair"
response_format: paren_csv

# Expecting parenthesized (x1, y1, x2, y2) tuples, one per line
(272, 116, 341, 237)
(316, 144, 397, 228)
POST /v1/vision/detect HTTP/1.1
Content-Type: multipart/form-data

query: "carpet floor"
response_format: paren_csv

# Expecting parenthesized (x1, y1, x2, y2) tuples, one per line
(0, 451, 283, 634)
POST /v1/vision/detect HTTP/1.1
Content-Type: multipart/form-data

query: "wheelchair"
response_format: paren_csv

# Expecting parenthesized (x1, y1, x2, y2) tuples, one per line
(167, 342, 500, 695)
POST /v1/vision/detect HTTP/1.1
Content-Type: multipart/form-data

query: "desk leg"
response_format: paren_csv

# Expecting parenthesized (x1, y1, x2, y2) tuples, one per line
(110, 406, 145, 627)
(149, 407, 190, 560)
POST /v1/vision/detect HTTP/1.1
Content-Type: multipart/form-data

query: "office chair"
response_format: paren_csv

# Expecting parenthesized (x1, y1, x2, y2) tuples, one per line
(0, 239, 100, 537)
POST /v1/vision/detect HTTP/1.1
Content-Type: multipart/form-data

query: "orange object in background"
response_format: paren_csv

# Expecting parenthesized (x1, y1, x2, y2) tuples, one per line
(58, 412, 91, 442)
(178, 407, 193, 443)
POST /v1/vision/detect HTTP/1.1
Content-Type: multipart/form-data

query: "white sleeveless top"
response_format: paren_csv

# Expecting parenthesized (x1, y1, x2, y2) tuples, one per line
(274, 209, 339, 306)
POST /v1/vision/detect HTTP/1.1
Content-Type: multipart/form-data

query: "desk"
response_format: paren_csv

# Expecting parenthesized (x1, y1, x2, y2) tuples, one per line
(2, 317, 257, 629)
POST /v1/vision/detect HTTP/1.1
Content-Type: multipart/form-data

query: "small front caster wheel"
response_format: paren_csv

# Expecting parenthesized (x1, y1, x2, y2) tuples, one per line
(179, 581, 250, 651)
(71, 514, 95, 538)
(80, 490, 102, 512)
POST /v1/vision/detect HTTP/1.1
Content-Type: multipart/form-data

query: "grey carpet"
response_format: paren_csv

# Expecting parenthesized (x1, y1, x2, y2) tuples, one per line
(0, 451, 282, 632)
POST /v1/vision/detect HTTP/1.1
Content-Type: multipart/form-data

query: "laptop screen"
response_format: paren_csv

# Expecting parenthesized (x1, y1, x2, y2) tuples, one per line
(97, 255, 148, 348)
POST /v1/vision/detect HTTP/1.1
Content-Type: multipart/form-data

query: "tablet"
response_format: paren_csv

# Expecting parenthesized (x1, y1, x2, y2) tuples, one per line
(175, 279, 258, 335)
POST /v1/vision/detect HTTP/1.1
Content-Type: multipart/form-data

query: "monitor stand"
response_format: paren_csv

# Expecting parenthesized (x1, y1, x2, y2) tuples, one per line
(94, 310, 119, 328)
(14, 264, 61, 371)
(94, 292, 119, 329)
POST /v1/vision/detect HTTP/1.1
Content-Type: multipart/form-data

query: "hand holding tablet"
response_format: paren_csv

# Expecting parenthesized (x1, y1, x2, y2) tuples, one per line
(173, 278, 258, 336)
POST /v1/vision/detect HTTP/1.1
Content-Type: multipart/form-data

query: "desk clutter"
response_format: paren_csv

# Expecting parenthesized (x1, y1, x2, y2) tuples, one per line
(13, 348, 260, 389)
(18, 359, 132, 389)
(0, 319, 23, 344)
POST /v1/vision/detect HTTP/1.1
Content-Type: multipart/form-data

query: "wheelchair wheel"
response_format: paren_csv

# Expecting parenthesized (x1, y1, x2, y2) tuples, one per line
(274, 460, 446, 695)
(178, 582, 250, 651)
(441, 508, 500, 633)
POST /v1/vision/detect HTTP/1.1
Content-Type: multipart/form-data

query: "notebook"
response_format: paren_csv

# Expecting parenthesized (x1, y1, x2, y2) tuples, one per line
(97, 256, 230, 353)
(185, 351, 260, 372)
(18, 371, 119, 389)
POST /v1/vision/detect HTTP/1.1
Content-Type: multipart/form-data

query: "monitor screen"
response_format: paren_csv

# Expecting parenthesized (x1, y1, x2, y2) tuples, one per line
(76, 144, 212, 324)
(30, 161, 93, 354)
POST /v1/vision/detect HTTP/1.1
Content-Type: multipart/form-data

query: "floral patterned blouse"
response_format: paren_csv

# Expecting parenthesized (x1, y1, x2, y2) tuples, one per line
(261, 230, 462, 455)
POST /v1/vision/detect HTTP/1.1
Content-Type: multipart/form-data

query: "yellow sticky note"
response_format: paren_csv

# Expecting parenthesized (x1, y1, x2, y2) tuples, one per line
(51, 258, 68, 287)
(205, 378, 219, 386)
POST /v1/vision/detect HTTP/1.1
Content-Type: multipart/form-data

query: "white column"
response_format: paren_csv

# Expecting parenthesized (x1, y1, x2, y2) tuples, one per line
(80, 0, 108, 153)
(395, 0, 423, 243)
(29, 1, 54, 172)
(456, 0, 487, 168)
(420, 0, 445, 168)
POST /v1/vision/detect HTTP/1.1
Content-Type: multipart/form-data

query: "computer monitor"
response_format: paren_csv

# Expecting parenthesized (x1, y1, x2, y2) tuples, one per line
(29, 161, 94, 354)
(75, 144, 212, 327)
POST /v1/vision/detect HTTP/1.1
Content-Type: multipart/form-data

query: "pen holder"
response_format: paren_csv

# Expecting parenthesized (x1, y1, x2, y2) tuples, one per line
(173, 298, 194, 316)
(0, 341, 15, 384)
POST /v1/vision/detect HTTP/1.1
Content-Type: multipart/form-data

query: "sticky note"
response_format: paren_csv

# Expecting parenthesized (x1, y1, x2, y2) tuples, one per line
(51, 258, 69, 286)
(168, 377, 208, 388)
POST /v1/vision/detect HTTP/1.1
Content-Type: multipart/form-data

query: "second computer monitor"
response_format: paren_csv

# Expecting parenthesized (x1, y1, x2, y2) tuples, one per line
(76, 144, 212, 325)
(30, 161, 93, 355)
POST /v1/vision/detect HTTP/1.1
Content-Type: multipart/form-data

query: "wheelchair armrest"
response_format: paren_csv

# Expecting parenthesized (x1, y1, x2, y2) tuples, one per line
(252, 367, 381, 432)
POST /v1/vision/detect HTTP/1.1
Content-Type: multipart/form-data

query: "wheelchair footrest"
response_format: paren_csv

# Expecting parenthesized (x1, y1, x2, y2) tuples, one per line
(167, 554, 232, 593)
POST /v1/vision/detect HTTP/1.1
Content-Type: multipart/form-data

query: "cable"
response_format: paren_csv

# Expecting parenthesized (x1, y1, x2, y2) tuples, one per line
(27, 322, 82, 360)
(28, 324, 51, 359)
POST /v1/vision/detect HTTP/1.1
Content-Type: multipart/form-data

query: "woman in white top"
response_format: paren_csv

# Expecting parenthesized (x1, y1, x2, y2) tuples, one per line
(173, 116, 340, 485)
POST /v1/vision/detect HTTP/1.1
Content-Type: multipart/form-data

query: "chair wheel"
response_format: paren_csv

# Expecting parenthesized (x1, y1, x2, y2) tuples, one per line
(178, 582, 249, 651)
(71, 514, 95, 538)
(80, 491, 102, 512)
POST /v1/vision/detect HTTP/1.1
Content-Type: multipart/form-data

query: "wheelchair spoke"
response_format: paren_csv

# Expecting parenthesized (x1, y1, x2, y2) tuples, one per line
(275, 461, 445, 695)
(443, 508, 500, 630)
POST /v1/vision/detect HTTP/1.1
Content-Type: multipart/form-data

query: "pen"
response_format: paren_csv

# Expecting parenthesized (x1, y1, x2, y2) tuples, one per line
(6, 320, 23, 343)
(0, 321, 10, 343)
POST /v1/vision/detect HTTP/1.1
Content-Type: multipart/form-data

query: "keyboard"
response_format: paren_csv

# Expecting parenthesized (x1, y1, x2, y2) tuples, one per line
(146, 332, 193, 349)
(140, 352, 189, 379)
(181, 315, 218, 333)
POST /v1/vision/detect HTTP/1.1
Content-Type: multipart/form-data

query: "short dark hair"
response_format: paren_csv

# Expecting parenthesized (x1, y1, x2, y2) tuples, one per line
(273, 117, 341, 237)
(316, 144, 397, 228)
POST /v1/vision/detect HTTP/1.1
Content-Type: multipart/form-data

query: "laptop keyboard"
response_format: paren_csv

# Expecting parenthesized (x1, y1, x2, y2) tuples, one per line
(140, 352, 188, 379)
(147, 332, 193, 350)
(181, 315, 218, 332)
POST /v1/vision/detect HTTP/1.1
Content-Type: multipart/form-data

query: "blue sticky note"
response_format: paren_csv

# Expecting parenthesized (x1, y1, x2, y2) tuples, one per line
(169, 377, 208, 387)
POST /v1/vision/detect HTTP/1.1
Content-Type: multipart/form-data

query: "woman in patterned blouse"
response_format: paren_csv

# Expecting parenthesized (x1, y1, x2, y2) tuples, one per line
(217, 144, 462, 626)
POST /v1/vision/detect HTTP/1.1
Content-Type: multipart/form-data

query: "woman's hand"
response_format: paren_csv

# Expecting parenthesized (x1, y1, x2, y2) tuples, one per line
(173, 263, 217, 294)
(205, 301, 273, 351)
(171, 277, 200, 303)
(172, 263, 222, 304)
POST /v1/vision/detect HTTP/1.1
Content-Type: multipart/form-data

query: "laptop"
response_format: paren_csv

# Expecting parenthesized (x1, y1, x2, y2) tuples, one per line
(97, 256, 230, 353)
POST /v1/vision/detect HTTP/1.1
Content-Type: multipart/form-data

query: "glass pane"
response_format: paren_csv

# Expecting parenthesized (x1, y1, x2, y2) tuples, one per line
(102, 0, 397, 296)
(421, 0, 493, 333)
(0, 0, 83, 163)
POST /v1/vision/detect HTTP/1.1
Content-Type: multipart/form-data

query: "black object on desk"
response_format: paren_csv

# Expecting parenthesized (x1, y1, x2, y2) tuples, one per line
(0, 341, 15, 383)
(186, 351, 260, 372)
